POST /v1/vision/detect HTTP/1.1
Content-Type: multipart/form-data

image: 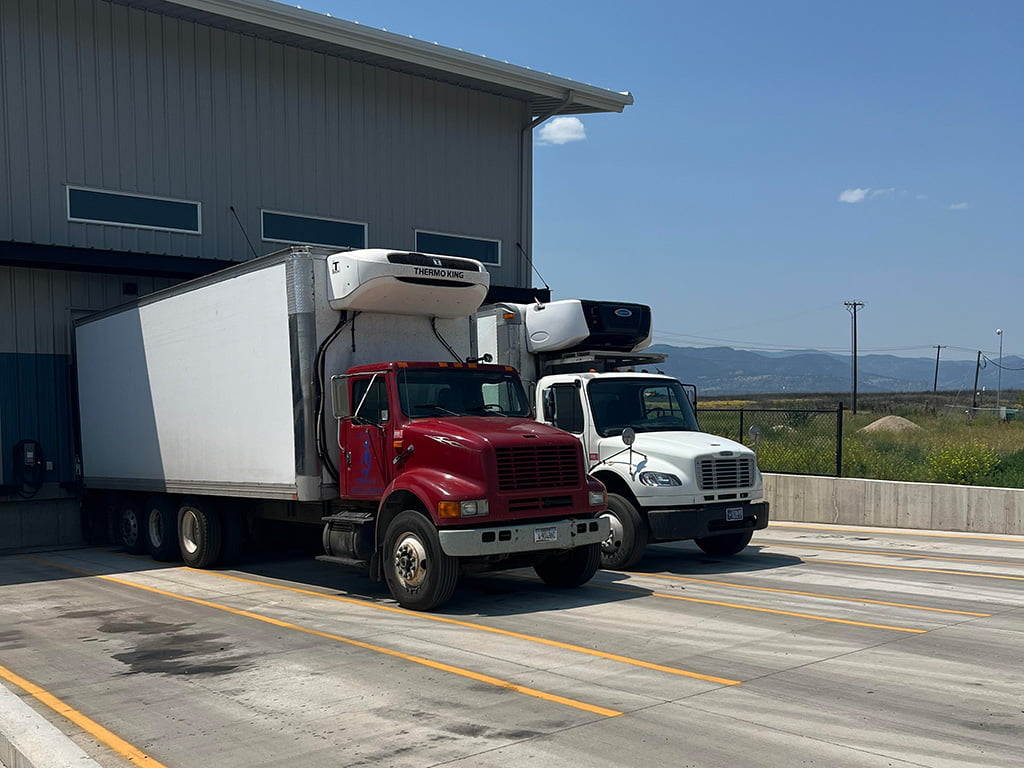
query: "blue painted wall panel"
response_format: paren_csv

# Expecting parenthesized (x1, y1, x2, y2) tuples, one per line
(0, 353, 75, 486)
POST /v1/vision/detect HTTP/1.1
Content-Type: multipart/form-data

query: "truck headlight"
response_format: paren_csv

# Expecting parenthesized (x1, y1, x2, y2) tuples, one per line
(639, 471, 682, 487)
(589, 490, 607, 506)
(439, 500, 489, 518)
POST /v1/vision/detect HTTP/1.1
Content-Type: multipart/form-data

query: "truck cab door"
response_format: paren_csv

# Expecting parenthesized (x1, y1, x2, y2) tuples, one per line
(541, 382, 596, 467)
(339, 374, 391, 498)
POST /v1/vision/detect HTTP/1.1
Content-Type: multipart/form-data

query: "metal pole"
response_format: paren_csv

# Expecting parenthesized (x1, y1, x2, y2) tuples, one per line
(933, 345, 945, 392)
(996, 329, 1003, 411)
(836, 402, 844, 477)
(844, 302, 864, 414)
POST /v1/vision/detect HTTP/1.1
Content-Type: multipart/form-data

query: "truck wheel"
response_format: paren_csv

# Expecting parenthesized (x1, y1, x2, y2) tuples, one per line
(695, 530, 753, 557)
(533, 542, 601, 588)
(177, 497, 223, 568)
(145, 495, 181, 562)
(383, 511, 459, 611)
(118, 496, 147, 555)
(600, 493, 649, 570)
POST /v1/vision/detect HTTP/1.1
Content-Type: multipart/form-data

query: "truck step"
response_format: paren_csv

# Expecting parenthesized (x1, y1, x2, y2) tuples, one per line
(316, 554, 370, 570)
(321, 510, 376, 524)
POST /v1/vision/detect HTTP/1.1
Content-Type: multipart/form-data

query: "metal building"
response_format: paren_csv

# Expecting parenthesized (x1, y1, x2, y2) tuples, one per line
(0, 0, 631, 542)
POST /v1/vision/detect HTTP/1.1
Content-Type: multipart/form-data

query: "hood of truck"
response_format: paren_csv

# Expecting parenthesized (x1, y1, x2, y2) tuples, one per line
(594, 430, 763, 502)
(405, 416, 580, 450)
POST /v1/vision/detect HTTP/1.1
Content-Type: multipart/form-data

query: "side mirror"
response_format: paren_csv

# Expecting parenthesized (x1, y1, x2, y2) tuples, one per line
(542, 388, 556, 423)
(748, 424, 762, 451)
(331, 375, 350, 418)
(621, 427, 636, 447)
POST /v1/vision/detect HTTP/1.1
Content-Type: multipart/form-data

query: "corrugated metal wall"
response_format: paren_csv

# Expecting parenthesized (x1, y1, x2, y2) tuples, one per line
(0, 265, 178, 486)
(0, 0, 529, 283)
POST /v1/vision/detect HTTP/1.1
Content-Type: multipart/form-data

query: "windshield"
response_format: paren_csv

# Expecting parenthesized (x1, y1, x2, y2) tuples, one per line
(587, 378, 700, 436)
(398, 368, 532, 418)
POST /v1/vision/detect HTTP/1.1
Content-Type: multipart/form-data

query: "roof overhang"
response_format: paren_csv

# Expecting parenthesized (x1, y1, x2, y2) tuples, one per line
(115, 0, 634, 117)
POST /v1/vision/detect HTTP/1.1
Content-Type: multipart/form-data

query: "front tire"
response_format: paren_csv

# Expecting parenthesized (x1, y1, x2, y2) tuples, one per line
(177, 497, 223, 568)
(695, 530, 753, 556)
(383, 511, 459, 611)
(600, 493, 649, 570)
(533, 542, 601, 588)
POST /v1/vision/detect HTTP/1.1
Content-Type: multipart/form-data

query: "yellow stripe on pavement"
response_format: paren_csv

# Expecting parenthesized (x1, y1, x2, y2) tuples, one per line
(0, 664, 170, 768)
(25, 556, 622, 718)
(195, 569, 740, 686)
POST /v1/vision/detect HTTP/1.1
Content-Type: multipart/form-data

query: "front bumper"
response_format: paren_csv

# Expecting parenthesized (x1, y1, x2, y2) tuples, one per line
(438, 517, 609, 557)
(647, 500, 769, 541)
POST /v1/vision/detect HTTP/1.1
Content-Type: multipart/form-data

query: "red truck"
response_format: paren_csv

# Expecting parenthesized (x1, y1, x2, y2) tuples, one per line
(75, 247, 608, 610)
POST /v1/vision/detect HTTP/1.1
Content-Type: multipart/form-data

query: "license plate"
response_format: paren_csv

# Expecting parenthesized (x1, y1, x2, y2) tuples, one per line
(534, 526, 558, 543)
(726, 507, 744, 522)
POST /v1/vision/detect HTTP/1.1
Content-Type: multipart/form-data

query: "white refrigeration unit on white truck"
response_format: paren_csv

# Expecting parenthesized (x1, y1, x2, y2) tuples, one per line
(476, 298, 769, 569)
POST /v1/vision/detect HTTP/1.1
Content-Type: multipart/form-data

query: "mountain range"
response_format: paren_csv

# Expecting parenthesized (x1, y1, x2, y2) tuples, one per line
(645, 345, 1024, 396)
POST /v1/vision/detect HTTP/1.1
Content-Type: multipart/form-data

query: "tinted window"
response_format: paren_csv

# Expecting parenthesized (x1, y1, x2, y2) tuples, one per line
(68, 187, 200, 233)
(263, 211, 366, 249)
(415, 231, 500, 265)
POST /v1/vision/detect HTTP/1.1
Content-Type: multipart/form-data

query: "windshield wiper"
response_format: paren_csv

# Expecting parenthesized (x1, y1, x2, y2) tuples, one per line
(466, 404, 509, 417)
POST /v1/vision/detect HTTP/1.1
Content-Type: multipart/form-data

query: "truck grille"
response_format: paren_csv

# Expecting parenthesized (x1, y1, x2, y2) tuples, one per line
(508, 496, 573, 514)
(697, 457, 754, 490)
(495, 445, 580, 491)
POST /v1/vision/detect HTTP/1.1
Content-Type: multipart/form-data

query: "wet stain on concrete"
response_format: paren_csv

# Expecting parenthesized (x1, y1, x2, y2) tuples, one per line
(59, 609, 252, 677)
(0, 629, 26, 650)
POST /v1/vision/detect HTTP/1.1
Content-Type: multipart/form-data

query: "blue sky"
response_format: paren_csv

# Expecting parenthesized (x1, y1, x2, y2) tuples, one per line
(304, 1, 1021, 362)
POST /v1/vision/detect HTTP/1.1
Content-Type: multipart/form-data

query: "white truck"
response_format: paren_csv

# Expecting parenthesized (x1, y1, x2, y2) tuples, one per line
(74, 247, 609, 610)
(476, 299, 769, 569)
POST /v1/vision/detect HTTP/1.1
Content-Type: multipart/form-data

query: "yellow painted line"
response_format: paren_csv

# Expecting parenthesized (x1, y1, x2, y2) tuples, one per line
(621, 571, 990, 617)
(194, 569, 740, 686)
(589, 581, 925, 633)
(0, 664, 169, 768)
(24, 557, 621, 718)
(769, 522, 1024, 543)
(764, 541, 1024, 568)
(812, 558, 1024, 582)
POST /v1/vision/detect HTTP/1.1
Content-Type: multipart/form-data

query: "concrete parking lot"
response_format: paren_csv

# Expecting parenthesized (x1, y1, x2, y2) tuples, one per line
(1, 522, 1022, 767)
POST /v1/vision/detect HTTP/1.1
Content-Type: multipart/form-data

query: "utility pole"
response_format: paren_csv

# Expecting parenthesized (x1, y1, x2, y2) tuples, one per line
(933, 345, 946, 392)
(972, 350, 982, 412)
(844, 301, 864, 414)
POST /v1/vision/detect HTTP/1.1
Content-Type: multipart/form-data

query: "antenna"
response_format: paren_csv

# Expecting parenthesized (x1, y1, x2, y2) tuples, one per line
(515, 241, 551, 296)
(229, 205, 260, 260)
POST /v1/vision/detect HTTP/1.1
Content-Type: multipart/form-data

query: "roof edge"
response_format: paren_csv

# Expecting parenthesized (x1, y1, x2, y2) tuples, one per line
(161, 0, 633, 114)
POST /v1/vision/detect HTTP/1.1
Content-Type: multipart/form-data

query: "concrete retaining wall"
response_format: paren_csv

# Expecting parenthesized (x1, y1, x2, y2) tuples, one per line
(765, 473, 1024, 535)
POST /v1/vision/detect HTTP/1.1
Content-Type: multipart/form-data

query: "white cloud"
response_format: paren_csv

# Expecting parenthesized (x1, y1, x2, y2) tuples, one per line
(838, 188, 870, 203)
(537, 117, 586, 145)
(870, 187, 896, 199)
(948, 202, 969, 210)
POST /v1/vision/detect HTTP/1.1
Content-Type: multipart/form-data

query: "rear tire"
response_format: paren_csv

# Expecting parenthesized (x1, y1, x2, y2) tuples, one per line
(600, 493, 649, 570)
(177, 497, 223, 568)
(118, 495, 147, 555)
(383, 510, 459, 611)
(533, 542, 601, 588)
(695, 530, 753, 556)
(145, 495, 181, 562)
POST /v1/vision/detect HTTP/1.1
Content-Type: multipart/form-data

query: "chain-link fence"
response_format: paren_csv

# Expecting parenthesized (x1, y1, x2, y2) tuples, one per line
(696, 406, 845, 476)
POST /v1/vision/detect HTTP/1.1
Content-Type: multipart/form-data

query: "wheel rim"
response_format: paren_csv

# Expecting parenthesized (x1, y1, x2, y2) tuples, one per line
(392, 532, 429, 589)
(601, 511, 624, 555)
(181, 509, 200, 555)
(121, 510, 139, 546)
(148, 509, 164, 548)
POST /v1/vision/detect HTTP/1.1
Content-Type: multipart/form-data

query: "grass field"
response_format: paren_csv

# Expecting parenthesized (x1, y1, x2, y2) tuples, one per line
(697, 390, 1024, 487)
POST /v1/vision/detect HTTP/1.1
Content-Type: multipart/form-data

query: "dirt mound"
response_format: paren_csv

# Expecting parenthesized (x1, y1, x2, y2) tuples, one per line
(857, 415, 923, 433)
